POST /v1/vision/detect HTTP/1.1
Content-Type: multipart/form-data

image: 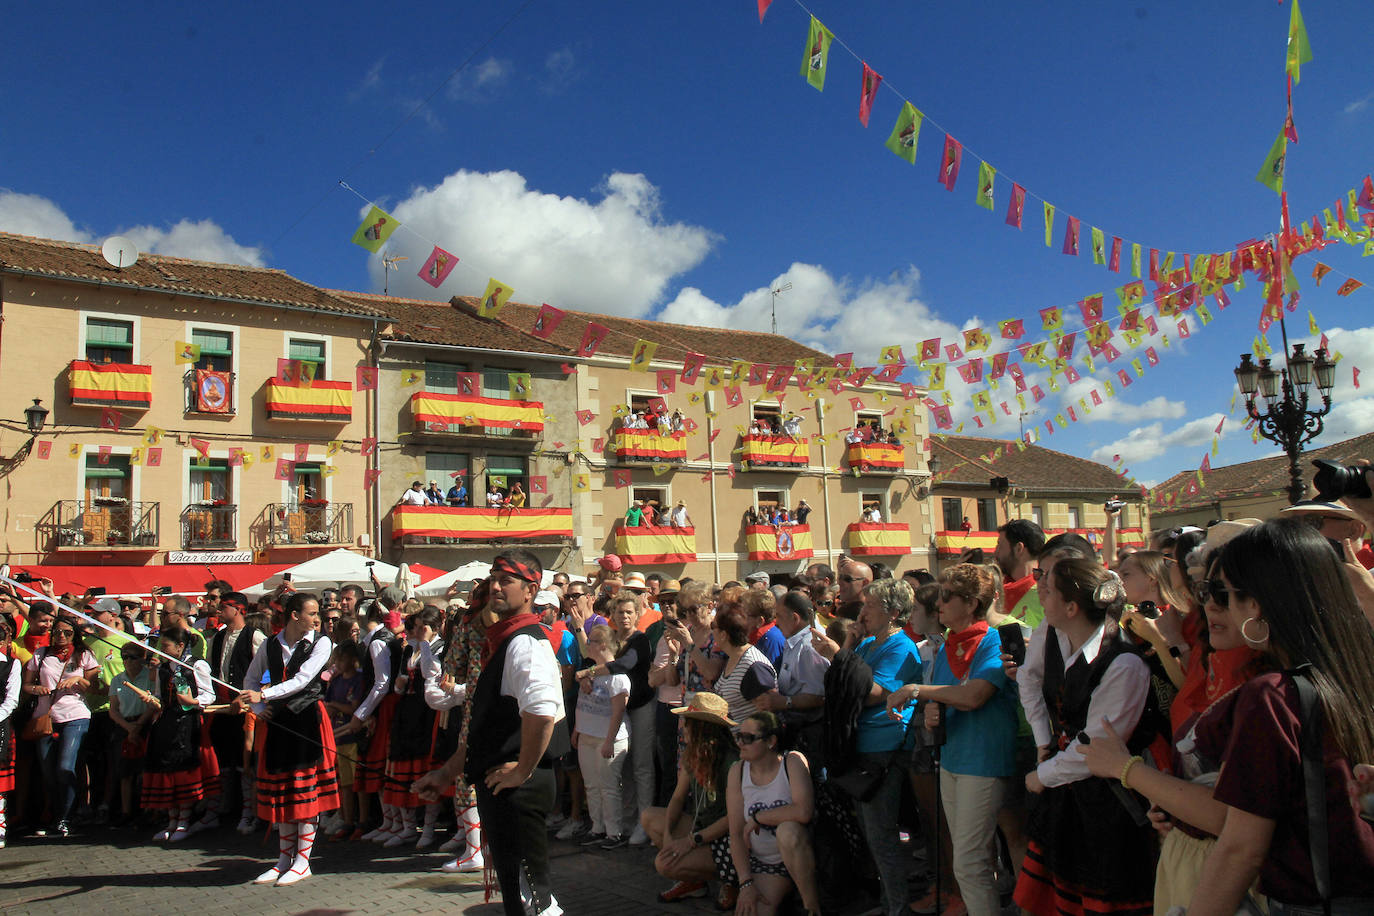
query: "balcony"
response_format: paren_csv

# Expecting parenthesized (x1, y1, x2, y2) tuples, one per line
(68, 360, 152, 410)
(408, 391, 543, 445)
(845, 441, 905, 473)
(46, 499, 160, 550)
(264, 378, 353, 421)
(740, 433, 808, 469)
(844, 522, 911, 556)
(610, 429, 687, 463)
(745, 523, 814, 561)
(184, 368, 236, 415)
(181, 504, 237, 550)
(933, 526, 1145, 556)
(392, 505, 572, 544)
(614, 522, 697, 564)
(263, 501, 353, 547)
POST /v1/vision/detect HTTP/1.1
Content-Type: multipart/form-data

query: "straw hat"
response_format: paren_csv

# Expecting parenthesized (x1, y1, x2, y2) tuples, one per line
(671, 691, 736, 728)
(1186, 519, 1263, 579)
(1280, 500, 1363, 523)
(623, 571, 649, 591)
(658, 578, 682, 597)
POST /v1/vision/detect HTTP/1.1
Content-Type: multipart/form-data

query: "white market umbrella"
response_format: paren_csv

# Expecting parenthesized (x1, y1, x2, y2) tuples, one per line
(242, 548, 401, 597)
(414, 561, 491, 598)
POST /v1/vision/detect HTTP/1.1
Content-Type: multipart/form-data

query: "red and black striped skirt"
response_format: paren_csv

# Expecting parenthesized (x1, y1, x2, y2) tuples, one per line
(254, 700, 340, 824)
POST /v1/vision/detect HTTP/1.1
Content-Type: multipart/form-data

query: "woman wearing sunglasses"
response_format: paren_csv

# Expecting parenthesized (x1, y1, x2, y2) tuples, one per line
(1085, 519, 1374, 914)
(887, 563, 1019, 916)
(725, 711, 820, 916)
(23, 617, 98, 838)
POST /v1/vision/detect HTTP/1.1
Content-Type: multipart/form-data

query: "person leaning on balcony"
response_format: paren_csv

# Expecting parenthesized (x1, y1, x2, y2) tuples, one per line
(424, 481, 445, 505)
(794, 500, 811, 526)
(625, 501, 645, 528)
(400, 482, 428, 507)
(445, 480, 467, 507)
(671, 500, 692, 529)
(506, 483, 526, 508)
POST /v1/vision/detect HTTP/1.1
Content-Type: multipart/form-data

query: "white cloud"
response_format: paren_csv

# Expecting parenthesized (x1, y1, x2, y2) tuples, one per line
(0, 190, 89, 242)
(1345, 92, 1374, 115)
(1059, 376, 1186, 424)
(447, 57, 512, 101)
(1091, 413, 1225, 466)
(370, 169, 715, 314)
(0, 190, 264, 267)
(120, 219, 265, 267)
(545, 48, 576, 80)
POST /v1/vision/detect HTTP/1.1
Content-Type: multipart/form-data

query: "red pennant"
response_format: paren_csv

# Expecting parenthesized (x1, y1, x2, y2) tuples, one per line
(999, 319, 1024, 339)
(363, 468, 382, 489)
(1355, 367, 1362, 390)
(1337, 278, 1363, 297)
(361, 437, 377, 456)
(99, 408, 122, 432)
(578, 322, 610, 358)
(683, 417, 698, 432)
(1056, 332, 1077, 359)
(1061, 216, 1081, 256)
(189, 437, 210, 457)
(1148, 248, 1160, 282)
(592, 437, 606, 452)
(989, 353, 1009, 378)
(1005, 183, 1025, 228)
(1360, 175, 1374, 210)
(456, 372, 480, 396)
(937, 134, 962, 191)
(1284, 74, 1299, 143)
(36, 440, 51, 459)
(1145, 347, 1159, 367)
(355, 366, 378, 391)
(681, 352, 706, 385)
(757, 0, 773, 21)
(1108, 237, 1122, 272)
(576, 410, 596, 426)
(530, 476, 548, 494)
(294, 443, 310, 463)
(531, 304, 566, 339)
(1078, 294, 1103, 323)
(943, 342, 964, 361)
(709, 429, 721, 443)
(766, 365, 792, 393)
(919, 338, 941, 363)
(146, 448, 162, 467)
(561, 363, 577, 375)
(858, 63, 882, 127)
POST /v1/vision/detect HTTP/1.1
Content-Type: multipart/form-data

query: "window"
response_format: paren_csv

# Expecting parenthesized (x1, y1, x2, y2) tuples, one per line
(856, 410, 883, 438)
(942, 498, 963, 531)
(426, 452, 470, 502)
(85, 318, 134, 364)
(482, 369, 515, 437)
(288, 338, 327, 380)
(632, 486, 668, 524)
(754, 489, 787, 513)
(751, 403, 782, 432)
(191, 328, 233, 373)
(977, 498, 998, 532)
(189, 458, 233, 505)
(291, 462, 323, 505)
(860, 493, 886, 523)
(84, 454, 131, 501)
(1066, 505, 1081, 529)
(485, 455, 527, 504)
(424, 360, 470, 393)
(1031, 504, 1044, 527)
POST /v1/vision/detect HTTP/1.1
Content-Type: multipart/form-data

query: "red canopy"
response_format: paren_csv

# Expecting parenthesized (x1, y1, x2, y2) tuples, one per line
(13, 563, 294, 598)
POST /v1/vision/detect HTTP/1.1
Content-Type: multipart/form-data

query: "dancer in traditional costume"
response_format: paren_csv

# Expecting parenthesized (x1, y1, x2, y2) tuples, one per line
(140, 626, 218, 842)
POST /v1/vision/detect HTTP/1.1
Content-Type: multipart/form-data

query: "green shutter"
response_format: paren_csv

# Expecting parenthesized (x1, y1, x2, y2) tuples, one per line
(87, 318, 133, 347)
(191, 328, 233, 357)
(289, 339, 326, 364)
(484, 456, 527, 476)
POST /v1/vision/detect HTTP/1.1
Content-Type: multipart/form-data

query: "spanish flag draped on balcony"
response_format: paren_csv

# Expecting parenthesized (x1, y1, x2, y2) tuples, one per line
(69, 361, 152, 409)
(846, 441, 904, 471)
(410, 391, 545, 431)
(615, 524, 697, 564)
(746, 524, 814, 561)
(392, 506, 572, 540)
(612, 430, 687, 460)
(265, 377, 353, 421)
(844, 522, 911, 556)
(741, 435, 808, 466)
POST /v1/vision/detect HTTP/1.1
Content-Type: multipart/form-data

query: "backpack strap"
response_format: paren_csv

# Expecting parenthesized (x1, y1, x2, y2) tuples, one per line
(1291, 667, 1331, 913)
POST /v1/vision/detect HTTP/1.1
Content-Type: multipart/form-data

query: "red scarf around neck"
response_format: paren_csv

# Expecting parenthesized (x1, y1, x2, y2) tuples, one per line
(944, 621, 990, 681)
(482, 612, 545, 666)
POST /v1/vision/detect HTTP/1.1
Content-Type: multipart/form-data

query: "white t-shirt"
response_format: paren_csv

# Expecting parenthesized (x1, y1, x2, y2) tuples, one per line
(400, 488, 428, 506)
(575, 672, 630, 741)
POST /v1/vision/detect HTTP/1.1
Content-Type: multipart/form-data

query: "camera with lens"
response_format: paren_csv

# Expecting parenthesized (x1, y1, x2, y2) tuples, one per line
(1312, 459, 1372, 502)
(12, 571, 34, 583)
(1104, 498, 1125, 513)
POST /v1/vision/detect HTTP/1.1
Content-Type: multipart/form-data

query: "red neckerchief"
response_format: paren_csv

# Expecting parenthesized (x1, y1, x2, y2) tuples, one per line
(482, 612, 545, 666)
(944, 621, 990, 681)
(51, 642, 76, 664)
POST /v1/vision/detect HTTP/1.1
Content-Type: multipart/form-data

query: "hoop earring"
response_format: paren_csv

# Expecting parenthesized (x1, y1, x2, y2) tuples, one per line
(1240, 616, 1270, 647)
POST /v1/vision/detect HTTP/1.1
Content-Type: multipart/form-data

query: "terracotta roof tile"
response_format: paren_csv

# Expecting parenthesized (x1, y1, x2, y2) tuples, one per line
(1150, 429, 1374, 508)
(933, 434, 1130, 493)
(332, 291, 572, 357)
(0, 232, 385, 319)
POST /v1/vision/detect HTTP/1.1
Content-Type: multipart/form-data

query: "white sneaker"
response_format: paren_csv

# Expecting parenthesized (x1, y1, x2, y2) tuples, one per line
(628, 824, 649, 846)
(152, 828, 171, 841)
(528, 895, 562, 916)
(369, 826, 397, 844)
(360, 826, 385, 842)
(554, 819, 585, 841)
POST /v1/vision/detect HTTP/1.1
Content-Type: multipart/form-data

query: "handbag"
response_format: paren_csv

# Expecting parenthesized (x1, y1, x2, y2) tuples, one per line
(829, 702, 920, 802)
(22, 711, 53, 741)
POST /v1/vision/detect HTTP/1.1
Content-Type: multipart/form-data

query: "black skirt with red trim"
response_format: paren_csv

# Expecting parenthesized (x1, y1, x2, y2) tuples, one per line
(1013, 778, 1156, 916)
(0, 757, 14, 794)
(354, 693, 398, 793)
(254, 700, 340, 824)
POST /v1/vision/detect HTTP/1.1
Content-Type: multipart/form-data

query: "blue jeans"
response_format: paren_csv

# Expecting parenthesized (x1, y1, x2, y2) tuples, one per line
(854, 752, 910, 916)
(38, 717, 90, 822)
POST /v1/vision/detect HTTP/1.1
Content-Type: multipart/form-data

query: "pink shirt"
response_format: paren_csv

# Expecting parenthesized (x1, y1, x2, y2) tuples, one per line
(26, 648, 98, 724)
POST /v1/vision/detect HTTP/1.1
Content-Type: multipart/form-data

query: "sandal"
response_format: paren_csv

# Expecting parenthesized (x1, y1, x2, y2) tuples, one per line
(716, 883, 738, 911)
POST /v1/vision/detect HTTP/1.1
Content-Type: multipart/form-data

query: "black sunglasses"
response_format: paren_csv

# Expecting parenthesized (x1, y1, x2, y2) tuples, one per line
(735, 732, 766, 745)
(1197, 579, 1243, 607)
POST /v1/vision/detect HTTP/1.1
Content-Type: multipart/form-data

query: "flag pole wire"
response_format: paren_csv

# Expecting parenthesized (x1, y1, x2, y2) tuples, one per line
(3, 575, 418, 791)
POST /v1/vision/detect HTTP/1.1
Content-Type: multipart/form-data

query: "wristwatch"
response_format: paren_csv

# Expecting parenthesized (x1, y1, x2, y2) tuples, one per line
(691, 831, 704, 847)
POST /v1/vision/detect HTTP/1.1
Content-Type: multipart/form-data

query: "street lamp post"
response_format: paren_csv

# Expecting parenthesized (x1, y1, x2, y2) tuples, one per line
(1234, 343, 1336, 505)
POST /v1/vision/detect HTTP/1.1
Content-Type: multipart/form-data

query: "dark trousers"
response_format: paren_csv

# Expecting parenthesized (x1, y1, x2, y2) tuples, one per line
(653, 701, 679, 807)
(476, 766, 556, 915)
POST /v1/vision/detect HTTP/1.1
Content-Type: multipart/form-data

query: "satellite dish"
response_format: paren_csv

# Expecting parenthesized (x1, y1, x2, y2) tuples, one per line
(101, 236, 139, 269)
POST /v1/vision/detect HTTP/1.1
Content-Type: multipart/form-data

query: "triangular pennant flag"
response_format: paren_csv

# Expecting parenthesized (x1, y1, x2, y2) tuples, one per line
(508, 373, 532, 399)
(858, 63, 882, 126)
(938, 135, 962, 191)
(1287, 0, 1313, 83)
(99, 408, 122, 432)
(350, 205, 400, 253)
(976, 161, 996, 211)
(800, 16, 834, 91)
(579, 322, 610, 358)
(174, 341, 201, 365)
(1108, 236, 1122, 273)
(1004, 183, 1026, 229)
(630, 339, 658, 371)
(417, 247, 458, 289)
(884, 101, 923, 165)
(1062, 216, 1081, 256)
(1337, 278, 1363, 297)
(1256, 132, 1287, 194)
(531, 304, 566, 339)
(1043, 202, 1055, 247)
(355, 365, 378, 391)
(477, 278, 513, 318)
(1090, 226, 1106, 265)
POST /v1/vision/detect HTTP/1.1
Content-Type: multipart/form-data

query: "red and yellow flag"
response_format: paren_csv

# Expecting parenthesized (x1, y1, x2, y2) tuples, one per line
(746, 524, 815, 561)
(844, 522, 911, 556)
(392, 506, 572, 540)
(69, 360, 152, 409)
(611, 430, 687, 461)
(410, 391, 544, 431)
(264, 379, 352, 421)
(615, 525, 697, 564)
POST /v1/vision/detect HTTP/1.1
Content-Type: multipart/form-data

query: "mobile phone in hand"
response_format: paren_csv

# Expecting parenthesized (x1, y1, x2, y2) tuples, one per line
(998, 623, 1026, 668)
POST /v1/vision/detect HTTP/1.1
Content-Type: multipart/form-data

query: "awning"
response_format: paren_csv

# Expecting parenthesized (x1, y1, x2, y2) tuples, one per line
(12, 563, 294, 598)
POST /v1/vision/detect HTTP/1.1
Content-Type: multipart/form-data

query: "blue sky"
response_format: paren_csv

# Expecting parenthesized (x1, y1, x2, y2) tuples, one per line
(4, 0, 1374, 489)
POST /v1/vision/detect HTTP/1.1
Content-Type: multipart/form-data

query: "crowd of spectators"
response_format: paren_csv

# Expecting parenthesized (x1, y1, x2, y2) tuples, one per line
(3, 470, 1374, 916)
(844, 420, 901, 447)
